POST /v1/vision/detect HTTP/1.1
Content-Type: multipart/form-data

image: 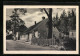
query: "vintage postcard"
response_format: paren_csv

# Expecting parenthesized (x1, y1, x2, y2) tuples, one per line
(3, 5, 79, 54)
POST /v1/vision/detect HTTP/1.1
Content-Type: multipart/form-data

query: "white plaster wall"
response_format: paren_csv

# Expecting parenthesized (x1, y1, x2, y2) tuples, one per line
(35, 31, 39, 38)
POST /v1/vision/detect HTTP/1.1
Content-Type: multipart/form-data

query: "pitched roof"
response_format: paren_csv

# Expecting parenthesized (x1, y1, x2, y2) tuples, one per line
(25, 18, 65, 34)
(25, 21, 41, 34)
(30, 19, 48, 32)
(26, 19, 48, 34)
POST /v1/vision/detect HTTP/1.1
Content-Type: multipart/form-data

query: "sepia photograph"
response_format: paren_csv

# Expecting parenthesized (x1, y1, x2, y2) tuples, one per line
(3, 5, 79, 54)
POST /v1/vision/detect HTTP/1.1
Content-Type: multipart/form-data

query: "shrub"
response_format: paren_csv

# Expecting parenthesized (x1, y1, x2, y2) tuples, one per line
(31, 38, 54, 46)
(63, 38, 76, 50)
(6, 34, 13, 40)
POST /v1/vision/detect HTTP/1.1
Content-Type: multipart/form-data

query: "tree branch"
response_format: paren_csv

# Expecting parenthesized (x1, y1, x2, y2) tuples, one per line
(43, 8, 49, 16)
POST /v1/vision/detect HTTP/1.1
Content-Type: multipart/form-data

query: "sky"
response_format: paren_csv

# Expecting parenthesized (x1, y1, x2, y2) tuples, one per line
(6, 8, 76, 28)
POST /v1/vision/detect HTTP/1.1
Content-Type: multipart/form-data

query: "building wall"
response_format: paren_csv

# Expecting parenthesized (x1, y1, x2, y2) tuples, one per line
(38, 26, 60, 39)
(38, 21, 48, 39)
(27, 19, 61, 39)
(29, 33, 32, 41)
(20, 34, 28, 40)
(37, 21, 60, 39)
(16, 32, 18, 40)
(69, 31, 76, 38)
(52, 27, 60, 38)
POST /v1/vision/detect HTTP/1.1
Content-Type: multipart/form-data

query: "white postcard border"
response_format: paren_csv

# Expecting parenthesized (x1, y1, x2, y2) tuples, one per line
(3, 5, 79, 54)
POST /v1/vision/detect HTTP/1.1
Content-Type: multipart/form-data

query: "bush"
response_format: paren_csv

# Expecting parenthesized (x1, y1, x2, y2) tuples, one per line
(63, 38, 76, 50)
(6, 34, 13, 40)
(31, 38, 54, 46)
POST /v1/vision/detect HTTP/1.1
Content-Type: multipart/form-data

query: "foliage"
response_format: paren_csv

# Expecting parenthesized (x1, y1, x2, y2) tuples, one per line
(31, 38, 53, 46)
(13, 8, 27, 15)
(19, 25, 27, 33)
(10, 8, 27, 32)
(53, 9, 76, 34)
(6, 20, 12, 31)
(6, 34, 13, 40)
(6, 8, 27, 37)
(63, 38, 76, 50)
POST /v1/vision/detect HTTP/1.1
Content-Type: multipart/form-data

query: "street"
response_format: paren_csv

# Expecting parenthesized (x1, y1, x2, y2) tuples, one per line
(6, 40, 58, 51)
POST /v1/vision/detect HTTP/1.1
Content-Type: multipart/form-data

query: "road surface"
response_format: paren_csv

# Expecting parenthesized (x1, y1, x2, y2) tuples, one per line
(6, 40, 58, 51)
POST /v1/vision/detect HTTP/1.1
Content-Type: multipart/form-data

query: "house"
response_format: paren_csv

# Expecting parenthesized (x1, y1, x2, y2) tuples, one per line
(69, 30, 76, 39)
(25, 17, 61, 43)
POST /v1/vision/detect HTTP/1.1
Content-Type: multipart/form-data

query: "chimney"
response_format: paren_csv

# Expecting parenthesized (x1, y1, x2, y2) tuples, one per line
(35, 21, 36, 25)
(42, 16, 45, 20)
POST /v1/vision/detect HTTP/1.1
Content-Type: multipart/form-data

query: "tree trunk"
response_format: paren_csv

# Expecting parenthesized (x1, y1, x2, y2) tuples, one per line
(47, 8, 52, 39)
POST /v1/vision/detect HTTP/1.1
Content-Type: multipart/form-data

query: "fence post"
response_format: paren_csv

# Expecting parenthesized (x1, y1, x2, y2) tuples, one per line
(52, 27, 53, 46)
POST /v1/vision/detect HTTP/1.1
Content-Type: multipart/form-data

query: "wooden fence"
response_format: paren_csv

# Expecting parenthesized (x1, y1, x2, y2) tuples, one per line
(31, 37, 60, 46)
